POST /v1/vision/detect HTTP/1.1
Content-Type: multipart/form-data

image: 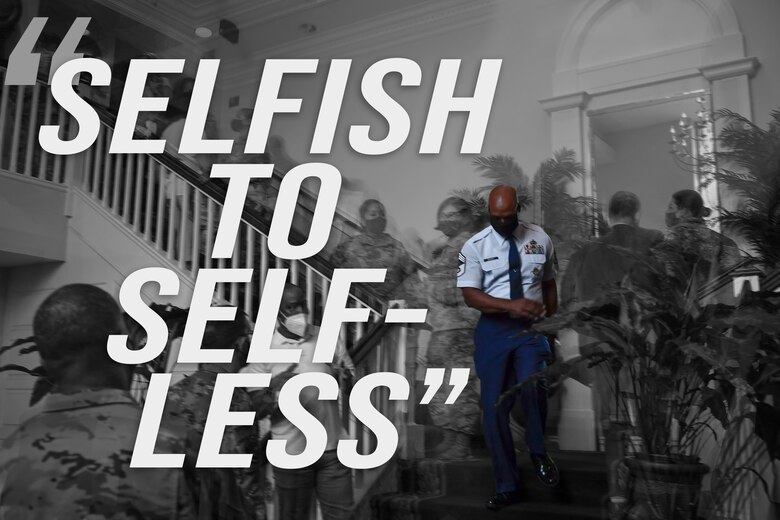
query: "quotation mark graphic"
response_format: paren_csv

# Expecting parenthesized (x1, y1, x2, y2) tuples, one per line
(6, 17, 91, 85)
(420, 368, 470, 405)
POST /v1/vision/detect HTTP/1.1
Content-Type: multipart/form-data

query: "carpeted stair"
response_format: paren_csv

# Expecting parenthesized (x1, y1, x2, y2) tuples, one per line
(371, 450, 608, 520)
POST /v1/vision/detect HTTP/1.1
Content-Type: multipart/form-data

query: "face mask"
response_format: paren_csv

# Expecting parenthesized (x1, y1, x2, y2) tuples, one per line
(436, 219, 462, 237)
(665, 211, 678, 228)
(283, 312, 309, 338)
(363, 217, 387, 235)
(490, 214, 518, 238)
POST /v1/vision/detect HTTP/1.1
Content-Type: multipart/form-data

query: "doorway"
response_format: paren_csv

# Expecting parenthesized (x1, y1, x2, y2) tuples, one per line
(589, 93, 709, 233)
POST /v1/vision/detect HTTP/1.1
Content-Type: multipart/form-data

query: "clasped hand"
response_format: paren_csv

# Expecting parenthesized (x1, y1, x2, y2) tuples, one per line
(506, 298, 546, 321)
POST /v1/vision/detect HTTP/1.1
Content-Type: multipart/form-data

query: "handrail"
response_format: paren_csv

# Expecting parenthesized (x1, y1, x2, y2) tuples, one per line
(0, 58, 420, 362)
(89, 102, 392, 310)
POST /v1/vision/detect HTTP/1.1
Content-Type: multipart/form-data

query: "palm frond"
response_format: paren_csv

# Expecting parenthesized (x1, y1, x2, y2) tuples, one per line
(472, 154, 528, 187)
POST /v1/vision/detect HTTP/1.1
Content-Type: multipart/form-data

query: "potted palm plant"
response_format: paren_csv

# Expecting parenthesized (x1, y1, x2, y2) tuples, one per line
(511, 243, 780, 519)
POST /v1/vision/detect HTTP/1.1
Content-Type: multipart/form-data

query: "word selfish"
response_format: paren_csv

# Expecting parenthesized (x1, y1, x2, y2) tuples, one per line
(39, 57, 501, 156)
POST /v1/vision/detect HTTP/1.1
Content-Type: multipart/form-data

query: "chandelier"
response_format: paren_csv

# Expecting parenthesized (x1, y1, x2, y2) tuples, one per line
(668, 93, 716, 173)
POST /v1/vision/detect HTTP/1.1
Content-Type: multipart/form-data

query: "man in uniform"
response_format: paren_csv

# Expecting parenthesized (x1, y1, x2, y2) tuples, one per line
(330, 199, 416, 300)
(418, 197, 482, 459)
(0, 284, 194, 519)
(457, 185, 560, 510)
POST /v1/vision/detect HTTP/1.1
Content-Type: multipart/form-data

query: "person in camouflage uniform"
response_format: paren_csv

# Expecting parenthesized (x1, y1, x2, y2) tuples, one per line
(162, 309, 267, 520)
(0, 284, 194, 520)
(423, 197, 482, 459)
(329, 199, 416, 300)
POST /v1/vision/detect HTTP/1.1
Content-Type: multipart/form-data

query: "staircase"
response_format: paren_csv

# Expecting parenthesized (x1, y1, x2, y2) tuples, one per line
(0, 64, 616, 520)
(0, 63, 414, 510)
(372, 450, 608, 519)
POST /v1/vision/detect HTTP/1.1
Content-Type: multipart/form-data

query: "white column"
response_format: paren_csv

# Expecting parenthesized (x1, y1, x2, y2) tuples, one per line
(539, 91, 597, 451)
(700, 57, 759, 239)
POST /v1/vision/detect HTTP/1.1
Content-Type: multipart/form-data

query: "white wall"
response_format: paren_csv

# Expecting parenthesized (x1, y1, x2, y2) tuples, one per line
(0, 186, 195, 440)
(0, 172, 68, 263)
(594, 122, 691, 232)
(733, 0, 780, 125)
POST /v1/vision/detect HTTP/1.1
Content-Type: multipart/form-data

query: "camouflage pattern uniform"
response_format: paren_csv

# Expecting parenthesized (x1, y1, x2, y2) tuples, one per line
(0, 388, 195, 520)
(424, 229, 481, 436)
(330, 233, 416, 299)
(163, 367, 266, 520)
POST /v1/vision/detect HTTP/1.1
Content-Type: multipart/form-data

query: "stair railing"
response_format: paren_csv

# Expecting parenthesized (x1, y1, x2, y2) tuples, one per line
(0, 63, 421, 500)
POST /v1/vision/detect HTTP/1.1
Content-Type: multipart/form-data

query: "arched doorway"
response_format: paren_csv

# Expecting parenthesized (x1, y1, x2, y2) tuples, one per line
(541, 0, 758, 451)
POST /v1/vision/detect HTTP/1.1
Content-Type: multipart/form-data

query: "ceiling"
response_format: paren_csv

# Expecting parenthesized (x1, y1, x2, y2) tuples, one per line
(83, 0, 439, 58)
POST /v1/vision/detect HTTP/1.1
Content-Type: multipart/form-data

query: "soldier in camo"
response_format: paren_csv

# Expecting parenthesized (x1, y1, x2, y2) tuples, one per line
(330, 199, 416, 300)
(162, 309, 267, 520)
(0, 284, 195, 519)
(423, 197, 482, 459)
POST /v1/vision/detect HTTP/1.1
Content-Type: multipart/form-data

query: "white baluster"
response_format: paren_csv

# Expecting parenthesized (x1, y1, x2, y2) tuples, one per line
(178, 181, 189, 270)
(245, 226, 255, 315)
(83, 128, 93, 190)
(144, 157, 154, 241)
(55, 106, 67, 183)
(93, 128, 105, 198)
(0, 84, 10, 165)
(155, 164, 166, 251)
(38, 90, 53, 180)
(355, 300, 365, 344)
(217, 256, 226, 301)
(205, 199, 216, 267)
(290, 259, 299, 285)
(101, 128, 112, 204)
(23, 83, 40, 176)
(123, 154, 134, 224)
(259, 234, 269, 291)
(112, 151, 122, 213)
(230, 233, 239, 304)
(306, 266, 315, 323)
(133, 154, 144, 233)
(9, 85, 24, 173)
(167, 172, 176, 260)
(191, 189, 201, 274)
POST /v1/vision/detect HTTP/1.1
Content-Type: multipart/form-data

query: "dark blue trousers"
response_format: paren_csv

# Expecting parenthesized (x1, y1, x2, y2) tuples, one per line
(474, 314, 550, 493)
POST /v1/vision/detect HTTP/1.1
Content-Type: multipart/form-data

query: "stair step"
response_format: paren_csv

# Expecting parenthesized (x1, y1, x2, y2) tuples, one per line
(398, 451, 608, 506)
(444, 453, 608, 505)
(373, 493, 604, 520)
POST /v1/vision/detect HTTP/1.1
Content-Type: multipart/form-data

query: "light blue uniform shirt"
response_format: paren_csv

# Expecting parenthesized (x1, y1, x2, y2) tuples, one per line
(456, 223, 557, 302)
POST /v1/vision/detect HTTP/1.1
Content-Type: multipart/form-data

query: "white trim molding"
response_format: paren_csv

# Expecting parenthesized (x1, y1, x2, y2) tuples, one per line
(700, 56, 760, 82)
(540, 92, 590, 113)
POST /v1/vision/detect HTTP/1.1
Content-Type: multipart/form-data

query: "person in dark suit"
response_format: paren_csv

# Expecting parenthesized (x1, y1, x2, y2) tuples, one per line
(561, 190, 663, 310)
(560, 191, 664, 506)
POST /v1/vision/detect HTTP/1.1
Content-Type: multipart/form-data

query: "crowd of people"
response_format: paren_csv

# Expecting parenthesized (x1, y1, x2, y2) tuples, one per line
(0, 179, 744, 517)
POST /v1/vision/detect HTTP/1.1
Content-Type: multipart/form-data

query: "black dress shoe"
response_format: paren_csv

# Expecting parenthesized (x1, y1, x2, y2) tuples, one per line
(530, 452, 560, 487)
(485, 491, 522, 510)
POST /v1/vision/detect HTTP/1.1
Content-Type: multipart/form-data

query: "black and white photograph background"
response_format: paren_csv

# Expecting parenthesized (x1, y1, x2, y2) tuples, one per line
(0, 0, 779, 519)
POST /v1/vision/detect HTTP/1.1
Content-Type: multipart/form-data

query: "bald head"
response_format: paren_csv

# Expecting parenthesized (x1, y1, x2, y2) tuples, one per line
(487, 185, 520, 238)
(488, 185, 518, 217)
